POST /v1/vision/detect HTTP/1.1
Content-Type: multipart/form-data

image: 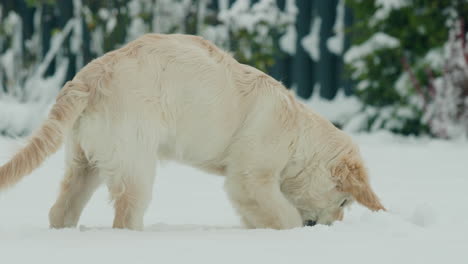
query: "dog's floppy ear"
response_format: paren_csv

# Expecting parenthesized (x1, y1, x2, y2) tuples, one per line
(333, 156, 386, 212)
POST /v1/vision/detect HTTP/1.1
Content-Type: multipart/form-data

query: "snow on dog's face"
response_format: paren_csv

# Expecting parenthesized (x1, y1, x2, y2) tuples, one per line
(281, 147, 385, 226)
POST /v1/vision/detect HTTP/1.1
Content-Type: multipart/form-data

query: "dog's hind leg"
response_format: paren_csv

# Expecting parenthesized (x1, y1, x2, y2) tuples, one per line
(106, 151, 157, 231)
(49, 142, 102, 228)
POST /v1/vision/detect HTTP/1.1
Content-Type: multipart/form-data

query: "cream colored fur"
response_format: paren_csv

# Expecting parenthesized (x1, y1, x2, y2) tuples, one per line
(0, 34, 384, 230)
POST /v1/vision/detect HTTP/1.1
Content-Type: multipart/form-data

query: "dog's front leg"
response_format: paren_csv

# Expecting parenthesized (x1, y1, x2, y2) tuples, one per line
(225, 171, 302, 230)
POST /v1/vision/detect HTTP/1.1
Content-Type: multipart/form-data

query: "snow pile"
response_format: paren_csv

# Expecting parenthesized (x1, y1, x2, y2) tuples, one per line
(0, 133, 466, 263)
(152, 0, 192, 34)
(279, 24, 297, 55)
(422, 20, 468, 139)
(344, 32, 400, 64)
(327, 0, 345, 55)
(344, 32, 400, 80)
(370, 0, 410, 25)
(212, 0, 297, 57)
(301, 16, 322, 61)
(201, 0, 297, 72)
(218, 0, 295, 34)
(279, 0, 298, 55)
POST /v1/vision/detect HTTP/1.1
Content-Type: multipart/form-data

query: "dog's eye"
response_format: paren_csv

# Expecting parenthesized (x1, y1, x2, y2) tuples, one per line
(340, 199, 348, 207)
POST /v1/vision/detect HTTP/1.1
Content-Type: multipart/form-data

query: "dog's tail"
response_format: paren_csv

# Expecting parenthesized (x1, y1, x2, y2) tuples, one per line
(0, 80, 90, 190)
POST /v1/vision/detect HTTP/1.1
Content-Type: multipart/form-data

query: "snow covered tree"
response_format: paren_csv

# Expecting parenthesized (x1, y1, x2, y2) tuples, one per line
(203, 0, 296, 72)
(344, 0, 468, 136)
(423, 19, 468, 139)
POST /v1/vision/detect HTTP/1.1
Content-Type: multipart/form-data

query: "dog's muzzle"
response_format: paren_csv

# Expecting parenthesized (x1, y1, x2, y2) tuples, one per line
(305, 220, 317, 227)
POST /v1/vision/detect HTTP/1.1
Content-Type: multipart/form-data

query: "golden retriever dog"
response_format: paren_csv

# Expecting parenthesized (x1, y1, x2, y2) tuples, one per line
(0, 34, 385, 230)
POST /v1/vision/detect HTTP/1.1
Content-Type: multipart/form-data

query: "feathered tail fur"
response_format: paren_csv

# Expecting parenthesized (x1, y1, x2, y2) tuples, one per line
(0, 80, 89, 190)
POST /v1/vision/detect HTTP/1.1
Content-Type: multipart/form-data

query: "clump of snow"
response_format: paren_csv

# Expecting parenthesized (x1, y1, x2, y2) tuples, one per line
(370, 0, 410, 26)
(422, 20, 468, 139)
(217, 0, 295, 36)
(90, 26, 104, 55)
(105, 14, 117, 33)
(279, 24, 297, 55)
(0, 99, 48, 136)
(127, 18, 148, 42)
(203, 0, 296, 68)
(394, 71, 410, 95)
(0, 11, 23, 98)
(279, 0, 298, 55)
(196, 0, 210, 34)
(201, 24, 230, 49)
(153, 0, 193, 33)
(218, 0, 252, 31)
(344, 32, 400, 63)
(126, 0, 151, 43)
(24, 19, 74, 102)
(127, 0, 142, 17)
(71, 0, 84, 70)
(327, 0, 345, 55)
(301, 16, 321, 61)
(98, 8, 110, 20)
(344, 32, 400, 80)
(423, 48, 444, 69)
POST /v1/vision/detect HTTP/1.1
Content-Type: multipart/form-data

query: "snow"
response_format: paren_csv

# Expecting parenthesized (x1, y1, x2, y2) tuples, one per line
(206, 0, 296, 62)
(0, 130, 466, 263)
(72, 0, 84, 70)
(303, 87, 361, 126)
(90, 26, 104, 55)
(98, 9, 110, 20)
(279, 0, 298, 55)
(279, 24, 296, 55)
(395, 71, 410, 95)
(1, 15, 72, 136)
(127, 17, 148, 42)
(327, 0, 345, 55)
(423, 48, 444, 69)
(218, 0, 295, 35)
(344, 32, 400, 64)
(196, 0, 209, 34)
(302, 16, 321, 61)
(0, 98, 48, 136)
(219, 0, 269, 33)
(106, 15, 117, 34)
(1, 11, 23, 97)
(422, 21, 468, 139)
(344, 32, 400, 80)
(0, 49, 15, 90)
(370, 0, 409, 26)
(152, 0, 191, 34)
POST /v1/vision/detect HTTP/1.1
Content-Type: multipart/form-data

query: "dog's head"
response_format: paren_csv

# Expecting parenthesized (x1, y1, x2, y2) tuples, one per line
(281, 146, 385, 227)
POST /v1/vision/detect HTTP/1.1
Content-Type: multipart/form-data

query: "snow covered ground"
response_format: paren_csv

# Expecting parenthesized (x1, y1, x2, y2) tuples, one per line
(0, 131, 466, 264)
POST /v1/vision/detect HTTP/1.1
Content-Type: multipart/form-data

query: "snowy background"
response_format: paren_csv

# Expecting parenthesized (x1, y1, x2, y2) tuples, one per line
(1, 0, 468, 263)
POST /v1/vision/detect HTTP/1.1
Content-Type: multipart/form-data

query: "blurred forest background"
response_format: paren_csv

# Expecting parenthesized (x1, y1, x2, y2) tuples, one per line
(0, 0, 468, 139)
